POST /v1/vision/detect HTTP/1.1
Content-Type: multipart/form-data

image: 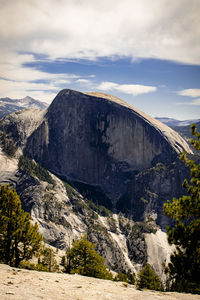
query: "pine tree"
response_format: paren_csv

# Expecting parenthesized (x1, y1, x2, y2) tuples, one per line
(0, 185, 43, 267)
(137, 264, 163, 291)
(66, 235, 113, 280)
(164, 124, 200, 294)
(41, 247, 59, 272)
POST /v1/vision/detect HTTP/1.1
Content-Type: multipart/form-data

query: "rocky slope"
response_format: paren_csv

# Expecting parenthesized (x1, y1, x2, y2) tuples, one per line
(0, 89, 194, 278)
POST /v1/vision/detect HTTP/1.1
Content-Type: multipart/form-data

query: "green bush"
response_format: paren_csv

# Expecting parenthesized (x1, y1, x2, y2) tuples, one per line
(114, 272, 129, 283)
(19, 260, 48, 272)
(66, 235, 113, 280)
(137, 264, 163, 291)
(40, 247, 59, 272)
(114, 271, 136, 284)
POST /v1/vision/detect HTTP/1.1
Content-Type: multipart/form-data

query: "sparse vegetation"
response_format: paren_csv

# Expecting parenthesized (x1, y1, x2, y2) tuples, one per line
(85, 199, 112, 217)
(40, 247, 59, 272)
(131, 221, 157, 238)
(0, 131, 17, 156)
(63, 181, 77, 200)
(65, 235, 113, 280)
(114, 271, 136, 285)
(107, 216, 118, 233)
(19, 247, 59, 272)
(19, 260, 49, 272)
(137, 264, 163, 291)
(18, 155, 55, 186)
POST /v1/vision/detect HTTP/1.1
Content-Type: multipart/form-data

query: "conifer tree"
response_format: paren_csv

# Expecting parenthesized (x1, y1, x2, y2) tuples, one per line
(41, 247, 59, 272)
(164, 124, 200, 294)
(137, 264, 163, 291)
(66, 235, 113, 280)
(0, 185, 43, 267)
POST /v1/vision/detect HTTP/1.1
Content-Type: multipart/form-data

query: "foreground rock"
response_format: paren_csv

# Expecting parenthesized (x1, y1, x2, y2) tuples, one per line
(0, 264, 199, 300)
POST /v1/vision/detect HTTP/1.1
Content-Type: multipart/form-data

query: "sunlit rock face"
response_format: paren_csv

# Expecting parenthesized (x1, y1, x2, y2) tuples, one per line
(24, 89, 191, 205)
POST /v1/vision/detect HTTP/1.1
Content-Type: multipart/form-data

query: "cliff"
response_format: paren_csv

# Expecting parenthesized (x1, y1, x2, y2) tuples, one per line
(24, 89, 191, 204)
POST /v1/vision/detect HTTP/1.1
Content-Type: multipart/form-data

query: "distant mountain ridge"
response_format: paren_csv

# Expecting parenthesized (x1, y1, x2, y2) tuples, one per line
(0, 96, 48, 119)
(155, 117, 200, 127)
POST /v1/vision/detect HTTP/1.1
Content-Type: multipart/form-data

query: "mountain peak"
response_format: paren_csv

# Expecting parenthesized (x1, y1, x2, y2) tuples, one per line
(0, 96, 48, 119)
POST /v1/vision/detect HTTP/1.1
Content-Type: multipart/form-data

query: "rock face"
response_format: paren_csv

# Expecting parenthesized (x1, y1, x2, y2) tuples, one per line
(24, 89, 192, 204)
(0, 108, 45, 149)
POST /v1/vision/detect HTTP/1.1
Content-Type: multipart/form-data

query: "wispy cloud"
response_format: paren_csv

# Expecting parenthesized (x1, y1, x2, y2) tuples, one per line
(98, 81, 157, 96)
(178, 89, 200, 98)
(189, 98, 200, 105)
(177, 89, 200, 106)
(0, 52, 82, 102)
(98, 82, 118, 91)
(76, 79, 92, 84)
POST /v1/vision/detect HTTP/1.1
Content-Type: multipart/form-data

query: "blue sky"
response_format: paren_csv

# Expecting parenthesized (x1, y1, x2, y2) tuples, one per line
(0, 0, 200, 120)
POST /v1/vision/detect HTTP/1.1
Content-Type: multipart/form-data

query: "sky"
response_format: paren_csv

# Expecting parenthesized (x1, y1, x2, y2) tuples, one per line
(0, 0, 200, 120)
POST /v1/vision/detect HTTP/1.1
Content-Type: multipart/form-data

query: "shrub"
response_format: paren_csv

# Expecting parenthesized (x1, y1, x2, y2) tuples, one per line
(137, 264, 163, 291)
(66, 235, 113, 280)
(18, 156, 55, 186)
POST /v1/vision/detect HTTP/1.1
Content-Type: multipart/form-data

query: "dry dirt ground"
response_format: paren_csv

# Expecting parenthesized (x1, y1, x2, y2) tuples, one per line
(0, 264, 200, 300)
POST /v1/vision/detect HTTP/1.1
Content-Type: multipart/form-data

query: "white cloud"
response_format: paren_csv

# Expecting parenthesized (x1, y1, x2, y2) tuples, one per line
(116, 84, 157, 96)
(97, 81, 157, 96)
(98, 82, 118, 91)
(178, 89, 200, 98)
(0, 0, 200, 65)
(177, 99, 200, 106)
(76, 79, 91, 84)
(190, 99, 200, 105)
(180, 98, 200, 106)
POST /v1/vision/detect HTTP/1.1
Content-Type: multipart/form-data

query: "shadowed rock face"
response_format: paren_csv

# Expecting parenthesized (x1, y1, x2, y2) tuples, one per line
(24, 89, 191, 204)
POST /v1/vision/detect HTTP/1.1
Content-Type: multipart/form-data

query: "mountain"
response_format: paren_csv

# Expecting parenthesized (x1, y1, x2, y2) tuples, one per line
(155, 117, 200, 127)
(171, 121, 200, 141)
(0, 96, 48, 119)
(155, 117, 200, 153)
(0, 89, 194, 278)
(24, 90, 191, 204)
